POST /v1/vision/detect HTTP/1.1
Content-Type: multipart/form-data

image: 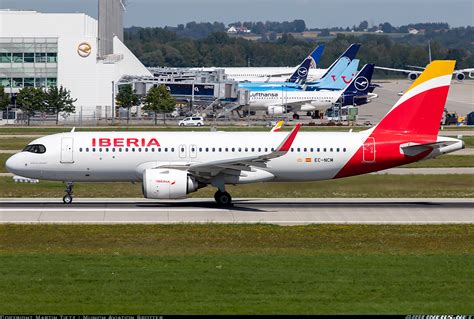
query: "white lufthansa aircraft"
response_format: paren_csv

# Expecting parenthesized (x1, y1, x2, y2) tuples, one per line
(6, 61, 464, 206)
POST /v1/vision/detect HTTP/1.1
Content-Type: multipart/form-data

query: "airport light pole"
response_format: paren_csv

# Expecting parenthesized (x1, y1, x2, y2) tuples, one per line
(111, 80, 115, 125)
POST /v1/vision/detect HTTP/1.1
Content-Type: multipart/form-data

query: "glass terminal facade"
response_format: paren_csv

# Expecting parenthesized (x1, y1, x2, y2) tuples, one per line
(0, 37, 58, 89)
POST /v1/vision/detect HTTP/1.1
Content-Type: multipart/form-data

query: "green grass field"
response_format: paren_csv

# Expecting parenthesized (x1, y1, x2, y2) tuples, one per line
(1, 174, 473, 198)
(0, 137, 34, 150)
(400, 155, 474, 168)
(0, 224, 472, 314)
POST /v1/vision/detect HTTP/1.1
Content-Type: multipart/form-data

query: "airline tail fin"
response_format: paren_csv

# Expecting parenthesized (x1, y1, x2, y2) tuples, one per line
(374, 60, 456, 136)
(317, 59, 360, 90)
(320, 43, 360, 79)
(288, 57, 312, 83)
(343, 63, 374, 96)
(289, 44, 325, 83)
(308, 44, 325, 69)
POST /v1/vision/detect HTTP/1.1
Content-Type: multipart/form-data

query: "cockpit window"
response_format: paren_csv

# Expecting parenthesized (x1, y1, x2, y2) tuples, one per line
(23, 144, 46, 154)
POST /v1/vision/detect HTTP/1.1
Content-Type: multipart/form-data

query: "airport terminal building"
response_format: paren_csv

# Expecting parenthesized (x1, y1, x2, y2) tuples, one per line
(0, 2, 152, 119)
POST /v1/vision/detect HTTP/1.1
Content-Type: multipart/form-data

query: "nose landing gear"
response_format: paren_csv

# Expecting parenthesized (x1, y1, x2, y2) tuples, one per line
(63, 182, 74, 204)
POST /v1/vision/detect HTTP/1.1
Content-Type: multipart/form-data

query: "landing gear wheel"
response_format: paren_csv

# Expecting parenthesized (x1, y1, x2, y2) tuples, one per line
(293, 113, 300, 120)
(63, 182, 74, 204)
(63, 195, 73, 204)
(214, 191, 232, 207)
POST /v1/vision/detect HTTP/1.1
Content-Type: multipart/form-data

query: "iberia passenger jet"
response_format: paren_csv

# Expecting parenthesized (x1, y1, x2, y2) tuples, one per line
(6, 61, 464, 206)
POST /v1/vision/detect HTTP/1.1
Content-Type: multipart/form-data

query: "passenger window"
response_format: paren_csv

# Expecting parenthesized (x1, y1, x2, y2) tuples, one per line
(343, 148, 347, 152)
(79, 148, 82, 152)
(99, 148, 102, 152)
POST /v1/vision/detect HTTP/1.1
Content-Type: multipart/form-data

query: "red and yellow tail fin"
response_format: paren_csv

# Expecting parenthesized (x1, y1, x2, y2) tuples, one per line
(271, 120, 284, 132)
(375, 60, 456, 137)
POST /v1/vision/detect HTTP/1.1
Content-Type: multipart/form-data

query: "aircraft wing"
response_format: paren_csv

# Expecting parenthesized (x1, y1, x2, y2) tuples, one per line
(374, 66, 422, 75)
(160, 124, 301, 179)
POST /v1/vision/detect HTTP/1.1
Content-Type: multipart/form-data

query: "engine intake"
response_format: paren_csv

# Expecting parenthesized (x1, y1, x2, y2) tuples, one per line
(408, 72, 418, 81)
(455, 72, 465, 81)
(142, 168, 199, 199)
(267, 105, 285, 115)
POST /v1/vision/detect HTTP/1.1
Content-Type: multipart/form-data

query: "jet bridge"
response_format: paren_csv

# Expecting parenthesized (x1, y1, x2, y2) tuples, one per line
(118, 68, 249, 115)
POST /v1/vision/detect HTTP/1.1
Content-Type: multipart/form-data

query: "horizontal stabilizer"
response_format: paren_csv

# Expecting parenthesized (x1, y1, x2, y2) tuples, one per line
(400, 140, 458, 156)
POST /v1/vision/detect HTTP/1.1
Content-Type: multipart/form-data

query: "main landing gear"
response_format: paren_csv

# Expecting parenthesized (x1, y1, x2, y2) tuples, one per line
(214, 190, 232, 207)
(63, 182, 74, 204)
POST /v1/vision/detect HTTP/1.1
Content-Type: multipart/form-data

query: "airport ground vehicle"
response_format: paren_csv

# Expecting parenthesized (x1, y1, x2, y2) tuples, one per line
(6, 61, 464, 206)
(179, 117, 204, 126)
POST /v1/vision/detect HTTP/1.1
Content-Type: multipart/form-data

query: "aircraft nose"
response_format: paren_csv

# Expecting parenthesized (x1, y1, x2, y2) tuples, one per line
(5, 154, 22, 175)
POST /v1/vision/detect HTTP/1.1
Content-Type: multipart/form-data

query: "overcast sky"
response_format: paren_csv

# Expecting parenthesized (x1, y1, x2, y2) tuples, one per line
(1, 0, 473, 28)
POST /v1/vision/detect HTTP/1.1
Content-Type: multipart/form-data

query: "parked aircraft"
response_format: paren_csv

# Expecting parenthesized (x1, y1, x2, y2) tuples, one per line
(376, 65, 474, 81)
(6, 61, 463, 206)
(239, 54, 358, 91)
(248, 63, 375, 118)
(192, 44, 360, 83)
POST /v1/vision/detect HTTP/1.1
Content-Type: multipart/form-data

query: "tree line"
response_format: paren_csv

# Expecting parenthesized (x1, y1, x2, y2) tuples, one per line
(124, 28, 474, 69)
(0, 84, 177, 125)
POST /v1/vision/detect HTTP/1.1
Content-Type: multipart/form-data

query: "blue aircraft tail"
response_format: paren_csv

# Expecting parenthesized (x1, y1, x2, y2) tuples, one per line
(288, 44, 325, 83)
(341, 64, 375, 106)
(288, 57, 313, 83)
(320, 43, 361, 79)
(308, 44, 325, 68)
(314, 59, 360, 90)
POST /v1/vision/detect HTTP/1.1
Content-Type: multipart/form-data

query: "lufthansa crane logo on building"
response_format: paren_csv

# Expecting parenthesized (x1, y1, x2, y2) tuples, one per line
(354, 76, 369, 91)
(77, 42, 92, 57)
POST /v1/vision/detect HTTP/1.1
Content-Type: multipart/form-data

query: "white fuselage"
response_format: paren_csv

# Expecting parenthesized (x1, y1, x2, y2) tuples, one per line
(249, 90, 341, 113)
(7, 131, 365, 182)
(6, 131, 462, 184)
(192, 67, 327, 82)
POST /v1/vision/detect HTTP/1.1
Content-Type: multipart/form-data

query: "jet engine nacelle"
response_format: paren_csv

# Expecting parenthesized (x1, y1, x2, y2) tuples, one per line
(454, 72, 465, 81)
(408, 72, 419, 80)
(266, 105, 285, 115)
(142, 168, 199, 199)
